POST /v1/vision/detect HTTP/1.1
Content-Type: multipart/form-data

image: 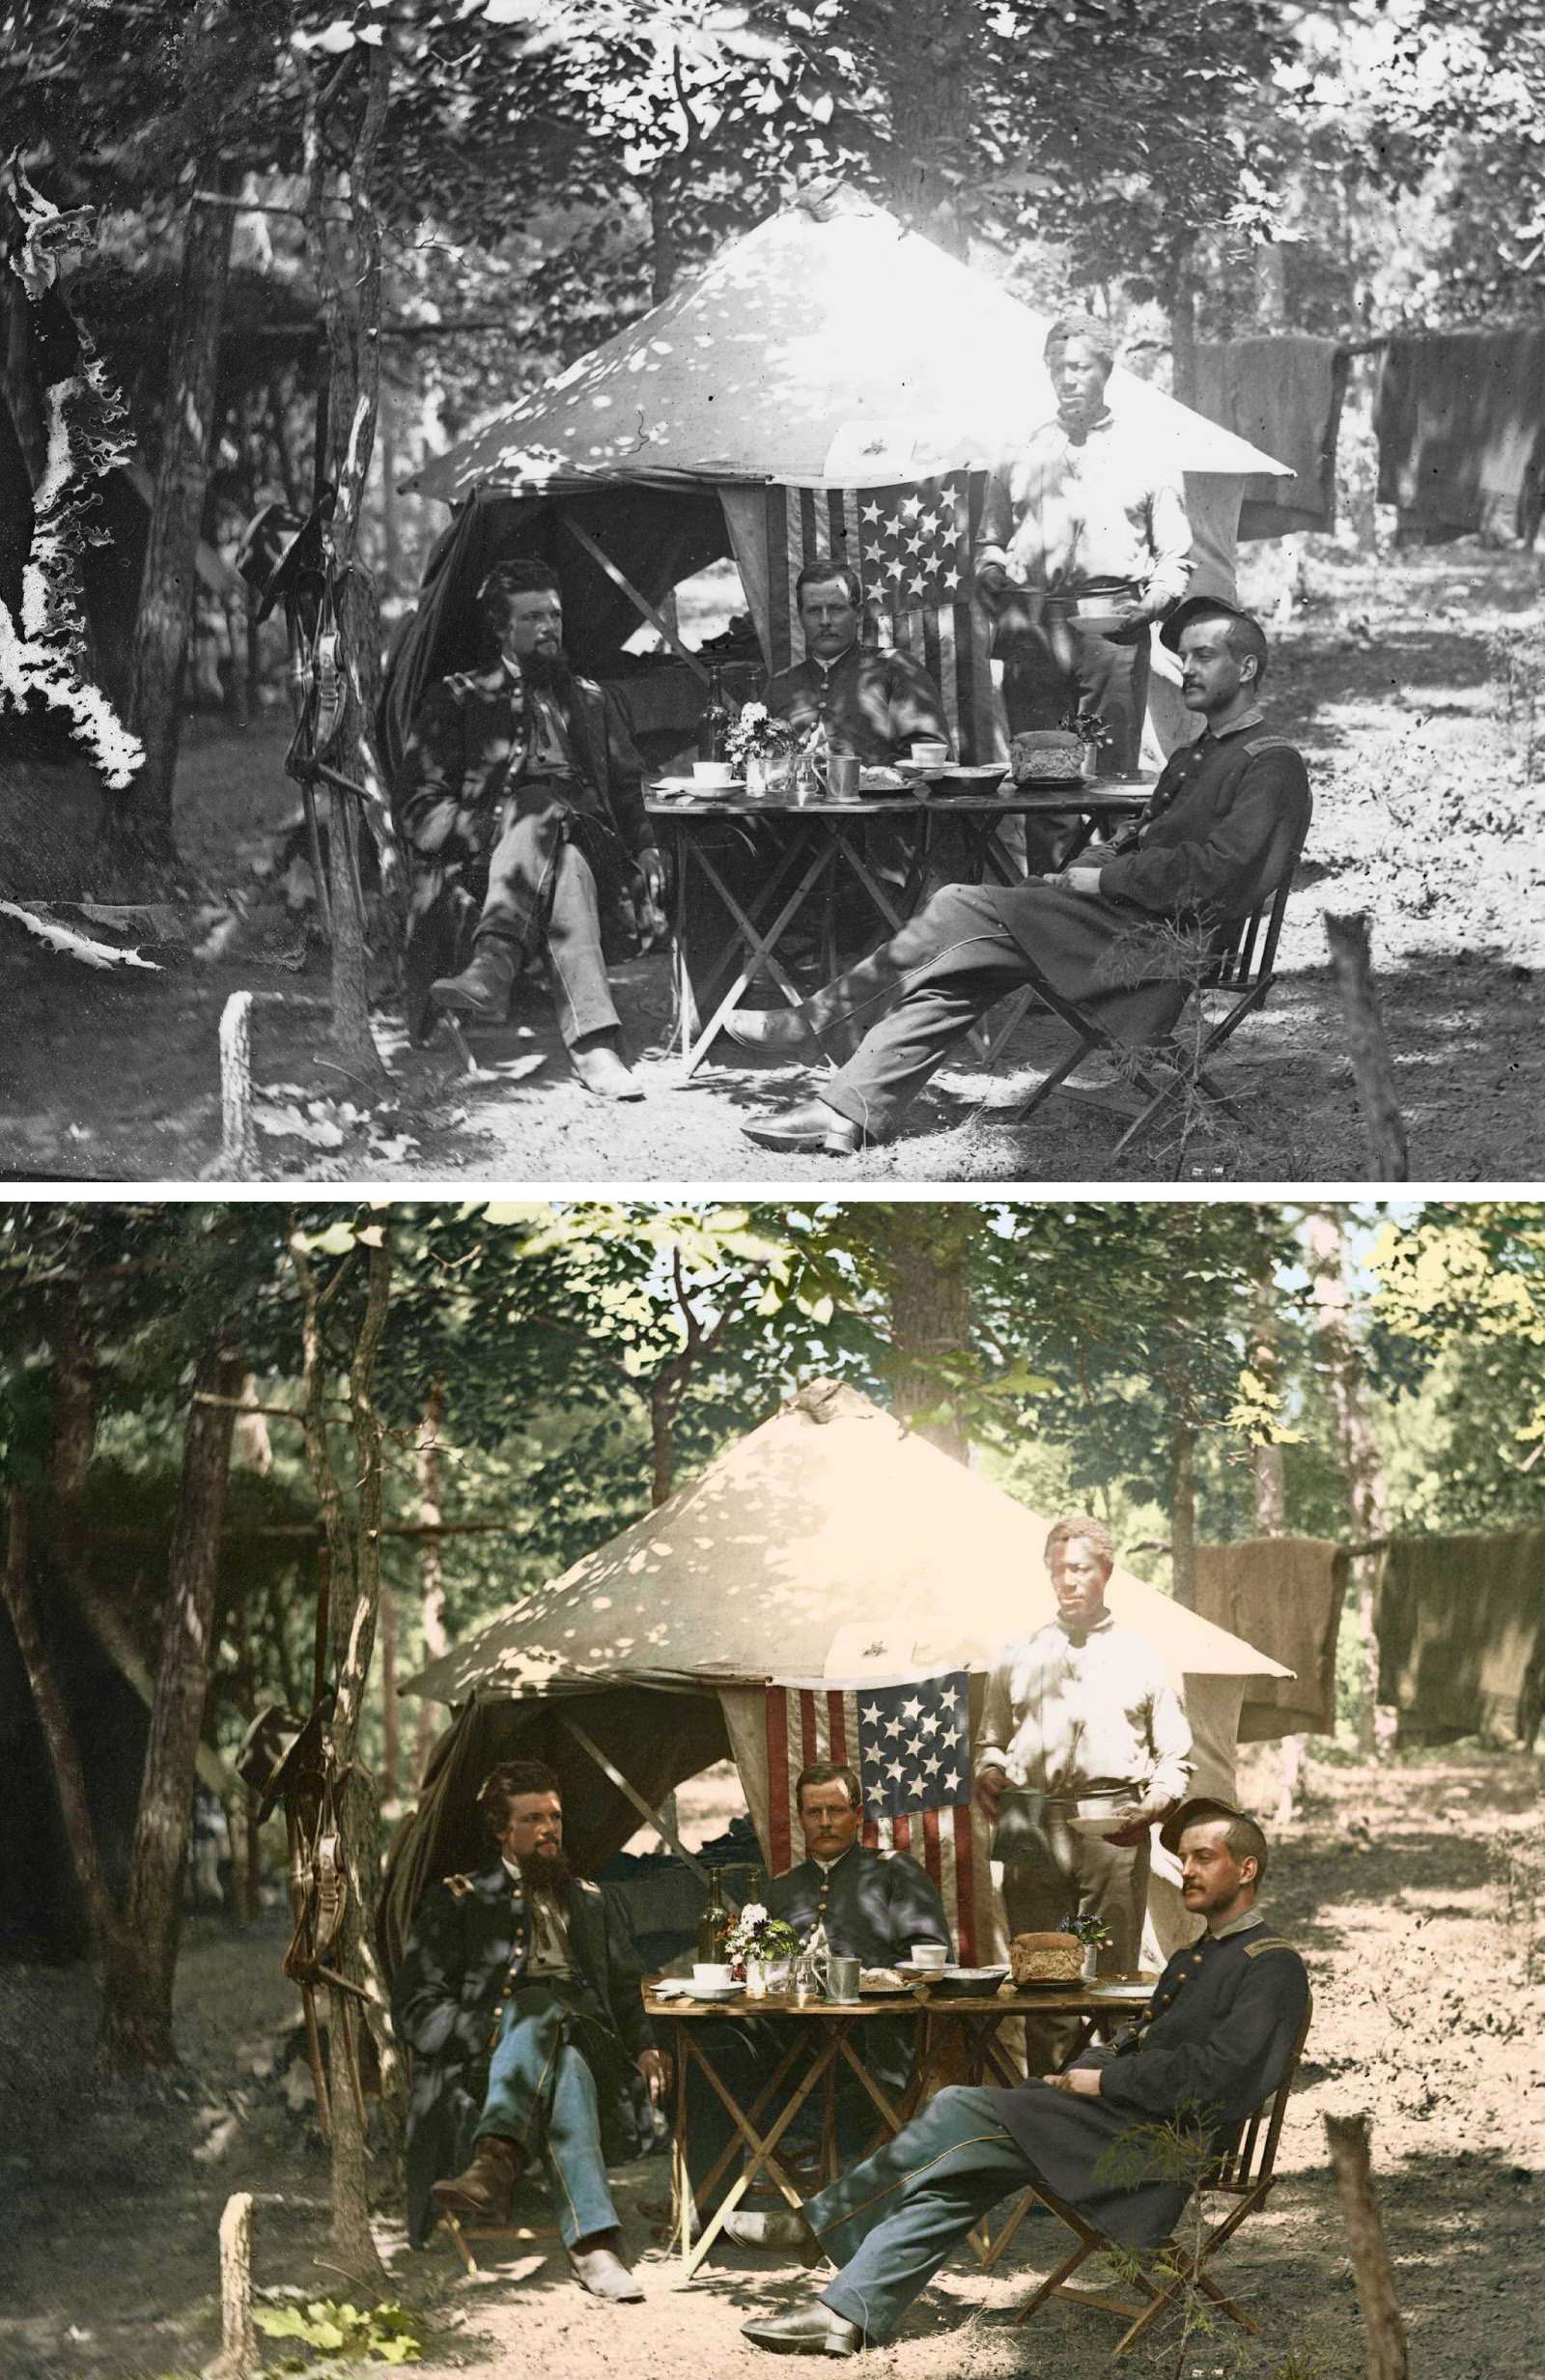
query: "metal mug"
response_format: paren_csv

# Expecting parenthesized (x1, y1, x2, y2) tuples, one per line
(819, 751, 860, 800)
(826, 1955, 861, 2003)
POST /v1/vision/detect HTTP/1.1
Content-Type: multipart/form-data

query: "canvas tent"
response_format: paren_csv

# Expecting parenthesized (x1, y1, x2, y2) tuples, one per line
(386, 1382, 1294, 1971)
(383, 186, 1291, 775)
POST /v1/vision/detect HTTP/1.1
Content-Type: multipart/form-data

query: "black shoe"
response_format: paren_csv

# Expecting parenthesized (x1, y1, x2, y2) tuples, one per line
(741, 1099, 868, 1156)
(741, 2302, 863, 2357)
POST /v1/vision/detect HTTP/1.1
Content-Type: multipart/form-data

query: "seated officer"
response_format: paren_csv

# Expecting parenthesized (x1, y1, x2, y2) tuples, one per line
(392, 558, 664, 1098)
(765, 564, 949, 762)
(696, 1762, 950, 2246)
(390, 1760, 668, 2303)
(733, 598, 1310, 1155)
(740, 1800, 1308, 2358)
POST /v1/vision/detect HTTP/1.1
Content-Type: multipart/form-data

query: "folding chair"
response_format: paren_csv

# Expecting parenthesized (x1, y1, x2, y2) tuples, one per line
(1002, 1996, 1312, 2357)
(1005, 805, 1309, 1162)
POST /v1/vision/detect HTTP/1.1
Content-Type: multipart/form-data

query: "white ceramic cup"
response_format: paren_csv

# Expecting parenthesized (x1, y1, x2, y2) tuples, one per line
(910, 740, 949, 768)
(910, 1943, 948, 1969)
(692, 760, 735, 788)
(692, 1961, 734, 1990)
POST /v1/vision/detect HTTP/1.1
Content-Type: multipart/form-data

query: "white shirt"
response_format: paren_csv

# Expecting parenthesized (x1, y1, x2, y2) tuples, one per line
(976, 1612, 1194, 1802)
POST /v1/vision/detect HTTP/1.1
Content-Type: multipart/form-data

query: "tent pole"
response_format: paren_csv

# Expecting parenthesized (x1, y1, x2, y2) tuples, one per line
(560, 1714, 713, 1887)
(558, 514, 711, 685)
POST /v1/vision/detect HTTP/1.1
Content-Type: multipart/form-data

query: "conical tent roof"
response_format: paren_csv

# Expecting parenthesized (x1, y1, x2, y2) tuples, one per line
(407, 194, 1290, 503)
(403, 1384, 1292, 1706)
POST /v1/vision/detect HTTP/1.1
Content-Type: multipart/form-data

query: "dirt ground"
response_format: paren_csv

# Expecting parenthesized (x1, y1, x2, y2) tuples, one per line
(2, 543, 1542, 1184)
(2, 1743, 1541, 2380)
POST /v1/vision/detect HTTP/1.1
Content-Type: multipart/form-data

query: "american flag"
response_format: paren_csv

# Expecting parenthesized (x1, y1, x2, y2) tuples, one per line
(762, 1676, 997, 1964)
(762, 473, 998, 763)
(855, 1672, 972, 1820)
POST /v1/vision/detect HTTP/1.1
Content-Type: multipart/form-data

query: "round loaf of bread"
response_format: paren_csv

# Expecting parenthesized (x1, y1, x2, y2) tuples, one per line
(1008, 1931, 1083, 1986)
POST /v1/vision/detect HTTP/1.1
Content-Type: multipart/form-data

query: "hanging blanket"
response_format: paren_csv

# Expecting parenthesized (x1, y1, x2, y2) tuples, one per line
(1194, 1537, 1349, 1739)
(1375, 1531, 1545, 1742)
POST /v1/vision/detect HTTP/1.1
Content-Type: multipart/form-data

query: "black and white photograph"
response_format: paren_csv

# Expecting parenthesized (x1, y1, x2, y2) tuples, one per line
(2, 1, 1542, 1183)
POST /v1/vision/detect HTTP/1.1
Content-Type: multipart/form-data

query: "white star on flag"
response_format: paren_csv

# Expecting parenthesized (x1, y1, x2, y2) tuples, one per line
(854, 1670, 974, 1820)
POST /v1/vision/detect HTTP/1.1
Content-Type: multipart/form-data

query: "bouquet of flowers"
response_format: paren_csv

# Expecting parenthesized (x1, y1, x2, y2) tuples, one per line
(723, 1901, 801, 1966)
(725, 702, 797, 766)
(1059, 1912, 1113, 1948)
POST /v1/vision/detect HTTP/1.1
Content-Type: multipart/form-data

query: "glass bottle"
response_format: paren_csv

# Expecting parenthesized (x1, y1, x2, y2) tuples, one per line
(696, 1869, 729, 1965)
(697, 664, 731, 764)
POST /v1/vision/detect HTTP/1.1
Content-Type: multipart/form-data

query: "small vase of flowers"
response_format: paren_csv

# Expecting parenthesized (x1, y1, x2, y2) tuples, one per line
(727, 703, 796, 797)
(1061, 708, 1109, 780)
(724, 1902, 801, 1997)
(1060, 1912, 1113, 1983)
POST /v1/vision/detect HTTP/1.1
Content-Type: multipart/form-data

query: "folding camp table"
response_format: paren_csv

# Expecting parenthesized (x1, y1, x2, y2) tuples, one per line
(644, 783, 1148, 1076)
(645, 1972, 1157, 2280)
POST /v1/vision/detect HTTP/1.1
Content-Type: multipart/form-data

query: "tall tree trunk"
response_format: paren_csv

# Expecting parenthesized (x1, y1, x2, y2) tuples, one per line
(1306, 1209, 1387, 1755)
(883, 1, 974, 254)
(1167, 241, 1197, 407)
(379, 1573, 399, 1805)
(873, 1205, 975, 1460)
(2, 1486, 131, 1966)
(299, 42, 398, 1086)
(1169, 1414, 1197, 1608)
(292, 1227, 398, 2283)
(123, 177, 237, 864)
(1250, 1278, 1300, 1818)
(98, 1341, 244, 2072)
(414, 1381, 447, 1785)
(1250, 1278, 1286, 1534)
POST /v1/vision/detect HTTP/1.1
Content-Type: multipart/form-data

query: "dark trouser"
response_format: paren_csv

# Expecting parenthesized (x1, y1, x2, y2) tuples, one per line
(1003, 612, 1151, 774)
(477, 812, 619, 1046)
(804, 880, 1193, 1140)
(806, 2085, 1041, 2342)
(997, 1792, 1151, 2068)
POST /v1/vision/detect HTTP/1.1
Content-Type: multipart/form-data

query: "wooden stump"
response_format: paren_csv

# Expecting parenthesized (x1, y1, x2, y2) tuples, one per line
(203, 2190, 259, 2380)
(1324, 912, 1409, 1179)
(217, 990, 257, 1180)
(1324, 2111, 1409, 2380)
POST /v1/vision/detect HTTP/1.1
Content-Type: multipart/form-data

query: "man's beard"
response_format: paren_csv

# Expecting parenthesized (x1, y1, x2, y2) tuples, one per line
(518, 1845, 573, 1892)
(523, 644, 575, 700)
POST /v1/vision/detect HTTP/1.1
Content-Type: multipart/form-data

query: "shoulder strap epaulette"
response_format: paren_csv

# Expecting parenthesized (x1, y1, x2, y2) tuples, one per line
(1243, 1935, 1299, 1957)
(1241, 735, 1301, 758)
(577, 1877, 602, 1896)
(444, 1873, 475, 1899)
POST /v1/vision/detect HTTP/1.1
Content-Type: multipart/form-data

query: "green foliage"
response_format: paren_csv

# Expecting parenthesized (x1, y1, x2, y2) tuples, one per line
(254, 2293, 422, 2366)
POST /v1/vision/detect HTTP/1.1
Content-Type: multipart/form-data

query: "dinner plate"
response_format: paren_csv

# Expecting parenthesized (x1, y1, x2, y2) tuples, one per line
(906, 1963, 1009, 1986)
(1086, 1979, 1157, 2000)
(685, 1979, 745, 2001)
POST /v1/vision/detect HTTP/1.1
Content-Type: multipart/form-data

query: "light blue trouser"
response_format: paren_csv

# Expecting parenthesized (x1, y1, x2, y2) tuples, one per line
(478, 1986, 620, 2247)
(806, 2085, 1041, 2341)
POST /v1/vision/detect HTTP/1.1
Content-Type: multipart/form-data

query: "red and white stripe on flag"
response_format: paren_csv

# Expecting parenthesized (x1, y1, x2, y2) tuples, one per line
(762, 475, 997, 764)
(764, 1680, 995, 1965)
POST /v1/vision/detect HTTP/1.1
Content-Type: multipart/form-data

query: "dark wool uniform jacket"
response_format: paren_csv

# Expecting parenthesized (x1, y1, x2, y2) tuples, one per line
(767, 1843, 952, 1964)
(390, 1863, 655, 2247)
(764, 644, 949, 763)
(984, 1920, 1309, 2248)
(1095, 718, 1310, 928)
(393, 663, 658, 869)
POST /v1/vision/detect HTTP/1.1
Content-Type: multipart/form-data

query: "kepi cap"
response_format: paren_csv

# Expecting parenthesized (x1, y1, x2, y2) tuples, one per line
(1159, 1795, 1252, 1856)
(1159, 592, 1264, 655)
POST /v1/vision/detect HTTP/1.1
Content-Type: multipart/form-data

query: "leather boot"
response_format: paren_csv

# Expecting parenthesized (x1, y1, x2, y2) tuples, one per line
(570, 1031, 643, 1100)
(569, 2228, 645, 2302)
(431, 2134, 521, 2224)
(430, 942, 517, 1021)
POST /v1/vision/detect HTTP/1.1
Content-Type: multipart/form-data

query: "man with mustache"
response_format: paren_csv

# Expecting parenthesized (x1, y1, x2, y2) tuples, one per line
(391, 1760, 668, 2302)
(393, 557, 665, 1098)
(975, 313, 1193, 772)
(691, 1763, 950, 2249)
(734, 597, 1310, 1156)
(740, 1802, 1308, 2358)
